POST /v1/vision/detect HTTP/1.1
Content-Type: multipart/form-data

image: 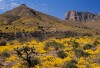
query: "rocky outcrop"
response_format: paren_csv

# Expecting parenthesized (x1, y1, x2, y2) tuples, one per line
(65, 10, 97, 22)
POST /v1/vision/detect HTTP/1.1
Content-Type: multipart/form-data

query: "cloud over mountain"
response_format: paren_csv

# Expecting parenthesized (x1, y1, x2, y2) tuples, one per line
(0, 0, 19, 10)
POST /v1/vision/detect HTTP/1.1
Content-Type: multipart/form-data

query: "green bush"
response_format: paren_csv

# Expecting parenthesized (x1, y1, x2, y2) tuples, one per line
(44, 40, 64, 50)
(83, 44, 92, 50)
(75, 49, 90, 58)
(63, 59, 78, 68)
(70, 59, 78, 64)
(57, 50, 67, 59)
(67, 41, 72, 45)
(72, 41, 79, 49)
(83, 52, 90, 57)
(31, 57, 40, 67)
(1, 51, 10, 58)
(75, 49, 84, 58)
(0, 41, 6, 46)
(94, 40, 100, 45)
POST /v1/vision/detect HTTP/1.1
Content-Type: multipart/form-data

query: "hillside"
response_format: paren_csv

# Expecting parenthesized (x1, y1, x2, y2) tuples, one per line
(0, 3, 100, 68)
(84, 15, 100, 34)
(0, 4, 99, 41)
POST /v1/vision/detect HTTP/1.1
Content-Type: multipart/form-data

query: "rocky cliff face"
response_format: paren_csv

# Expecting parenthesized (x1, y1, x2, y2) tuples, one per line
(65, 10, 97, 22)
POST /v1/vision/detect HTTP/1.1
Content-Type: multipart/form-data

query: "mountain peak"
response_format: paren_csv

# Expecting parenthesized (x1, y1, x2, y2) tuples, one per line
(21, 4, 26, 6)
(0, 4, 40, 23)
(17, 4, 29, 9)
(19, 4, 29, 8)
(2, 4, 37, 18)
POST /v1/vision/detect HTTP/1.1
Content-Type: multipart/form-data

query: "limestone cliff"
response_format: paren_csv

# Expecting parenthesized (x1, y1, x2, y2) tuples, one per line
(65, 10, 96, 22)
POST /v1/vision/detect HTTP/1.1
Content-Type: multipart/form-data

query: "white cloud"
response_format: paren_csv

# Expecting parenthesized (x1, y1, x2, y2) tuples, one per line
(0, 0, 19, 10)
(0, 1, 5, 9)
(0, 0, 3, 2)
(9, 2, 19, 8)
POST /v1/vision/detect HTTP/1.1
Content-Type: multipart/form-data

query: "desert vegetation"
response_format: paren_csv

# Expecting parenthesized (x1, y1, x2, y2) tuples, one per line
(0, 3, 100, 68)
(0, 36, 100, 68)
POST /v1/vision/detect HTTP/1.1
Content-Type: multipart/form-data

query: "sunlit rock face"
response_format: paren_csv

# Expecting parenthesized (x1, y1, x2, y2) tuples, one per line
(65, 10, 97, 22)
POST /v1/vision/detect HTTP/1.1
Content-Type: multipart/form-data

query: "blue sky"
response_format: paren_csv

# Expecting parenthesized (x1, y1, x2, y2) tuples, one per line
(0, 0, 100, 19)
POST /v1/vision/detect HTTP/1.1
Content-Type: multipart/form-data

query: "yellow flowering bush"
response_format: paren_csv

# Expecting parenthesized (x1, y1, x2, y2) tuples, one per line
(0, 36, 100, 68)
(40, 56, 63, 68)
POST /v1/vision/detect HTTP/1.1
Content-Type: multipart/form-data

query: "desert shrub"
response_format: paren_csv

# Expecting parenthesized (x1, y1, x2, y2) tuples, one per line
(65, 62, 77, 68)
(1, 51, 10, 58)
(57, 50, 67, 59)
(75, 49, 84, 58)
(83, 44, 92, 50)
(83, 52, 90, 57)
(67, 41, 72, 45)
(0, 41, 6, 46)
(7, 36, 15, 41)
(72, 41, 79, 49)
(5, 27, 8, 29)
(31, 57, 40, 67)
(94, 40, 100, 45)
(63, 59, 78, 68)
(70, 59, 78, 64)
(44, 40, 64, 50)
(75, 49, 90, 58)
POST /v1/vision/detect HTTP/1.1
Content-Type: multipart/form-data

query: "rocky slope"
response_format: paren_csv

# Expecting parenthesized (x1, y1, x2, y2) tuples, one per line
(65, 10, 97, 22)
(83, 14, 100, 34)
(0, 4, 99, 41)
